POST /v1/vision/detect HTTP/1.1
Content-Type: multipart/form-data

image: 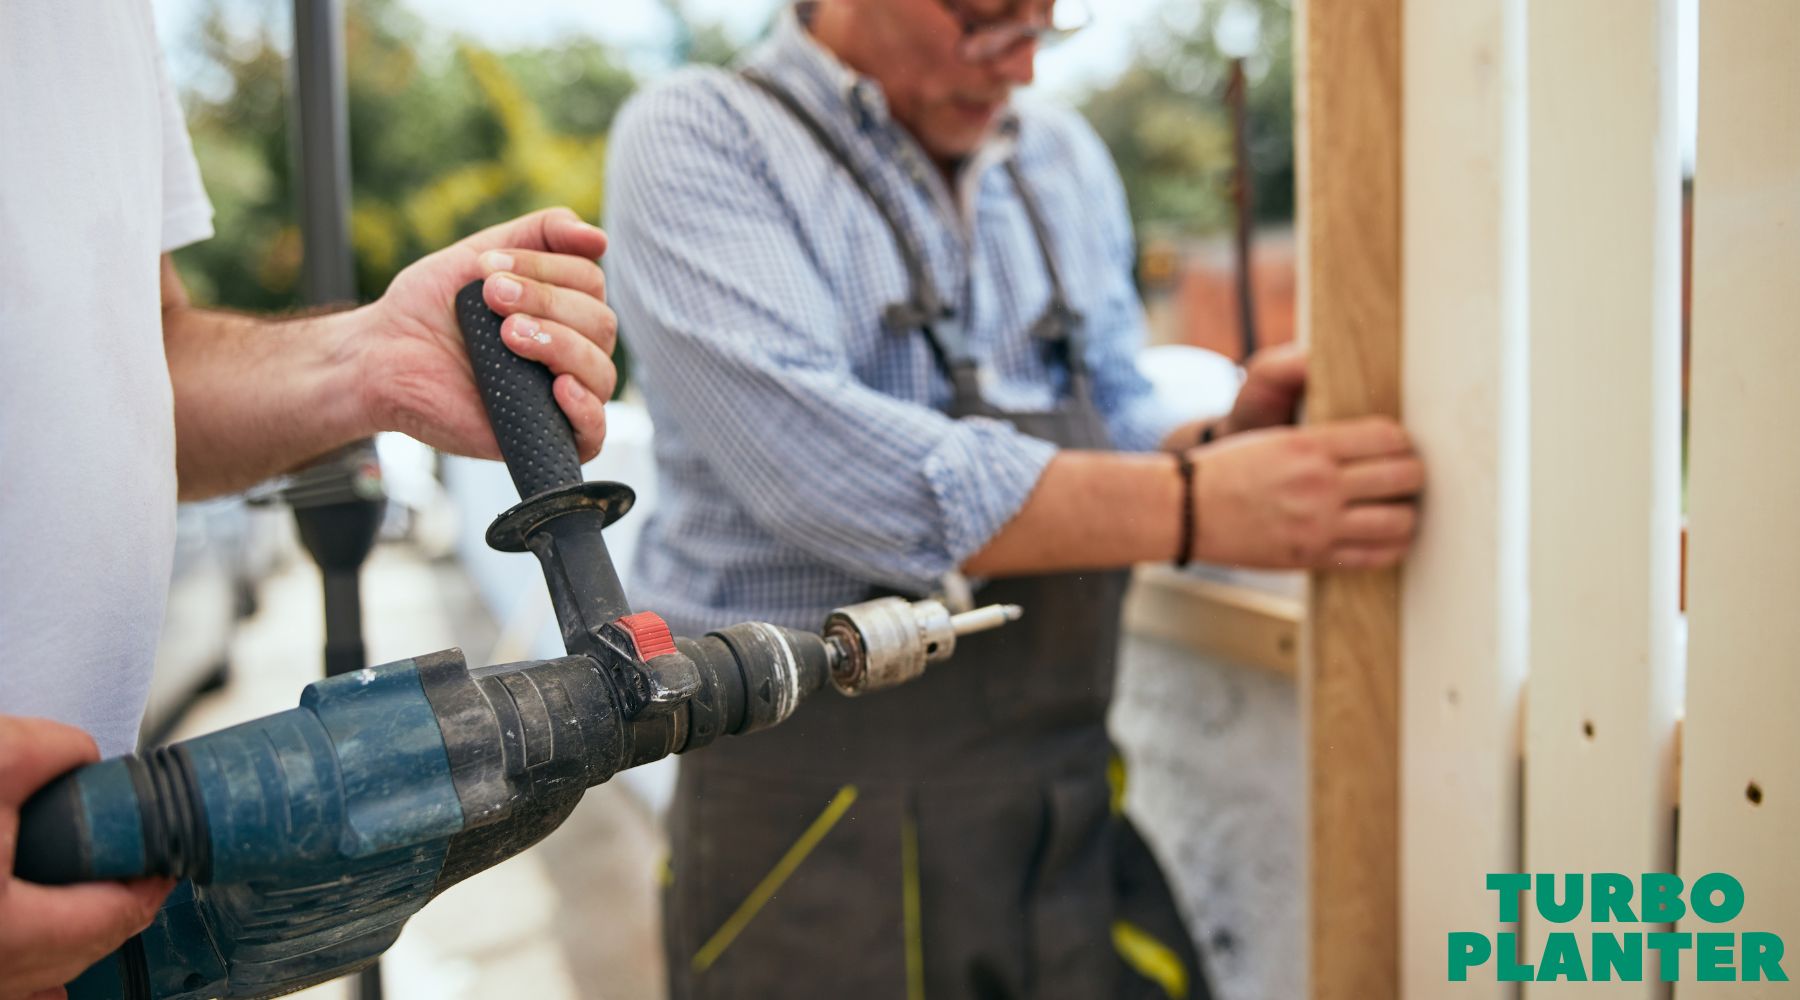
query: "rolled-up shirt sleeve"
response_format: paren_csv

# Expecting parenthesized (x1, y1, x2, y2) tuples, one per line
(605, 78, 1056, 591)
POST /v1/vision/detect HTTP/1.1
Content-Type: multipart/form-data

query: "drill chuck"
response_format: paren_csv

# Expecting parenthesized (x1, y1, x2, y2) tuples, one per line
(822, 596, 1023, 696)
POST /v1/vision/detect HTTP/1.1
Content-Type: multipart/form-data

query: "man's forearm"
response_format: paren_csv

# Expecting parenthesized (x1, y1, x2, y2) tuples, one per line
(160, 210, 615, 500)
(962, 450, 1183, 577)
(163, 299, 373, 500)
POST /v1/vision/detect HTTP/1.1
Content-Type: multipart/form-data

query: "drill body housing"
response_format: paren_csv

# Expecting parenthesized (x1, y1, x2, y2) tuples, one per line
(42, 617, 832, 1000)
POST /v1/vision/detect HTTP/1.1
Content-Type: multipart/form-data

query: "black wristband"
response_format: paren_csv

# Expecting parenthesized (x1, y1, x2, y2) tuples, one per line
(1174, 451, 1196, 568)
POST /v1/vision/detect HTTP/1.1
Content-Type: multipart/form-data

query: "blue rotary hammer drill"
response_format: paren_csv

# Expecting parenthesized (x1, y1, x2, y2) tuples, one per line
(12, 282, 1020, 1000)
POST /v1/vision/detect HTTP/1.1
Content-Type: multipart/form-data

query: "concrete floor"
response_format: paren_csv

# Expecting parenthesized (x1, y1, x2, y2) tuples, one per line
(171, 545, 668, 1000)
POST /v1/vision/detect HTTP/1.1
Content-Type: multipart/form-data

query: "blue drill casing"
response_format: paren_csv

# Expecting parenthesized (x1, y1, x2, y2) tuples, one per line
(61, 653, 480, 999)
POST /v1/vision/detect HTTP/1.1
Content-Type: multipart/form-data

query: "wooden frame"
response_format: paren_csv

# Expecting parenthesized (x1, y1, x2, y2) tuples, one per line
(1297, 0, 1403, 995)
(1122, 567, 1301, 677)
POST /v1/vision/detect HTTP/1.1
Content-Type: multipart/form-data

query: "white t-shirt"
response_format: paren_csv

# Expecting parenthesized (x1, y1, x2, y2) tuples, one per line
(1, 3, 215, 755)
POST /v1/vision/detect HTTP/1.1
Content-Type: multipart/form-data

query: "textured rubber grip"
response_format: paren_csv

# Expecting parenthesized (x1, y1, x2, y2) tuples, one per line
(456, 280, 584, 500)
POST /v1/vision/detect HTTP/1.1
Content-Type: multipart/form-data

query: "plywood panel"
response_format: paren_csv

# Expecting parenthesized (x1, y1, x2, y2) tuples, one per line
(1522, 2, 1684, 998)
(1399, 0, 1530, 995)
(1675, 3, 1800, 996)
(1296, 0, 1402, 995)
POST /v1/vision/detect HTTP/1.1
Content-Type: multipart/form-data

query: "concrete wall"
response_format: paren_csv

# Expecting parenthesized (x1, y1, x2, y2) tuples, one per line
(1112, 635, 1304, 1000)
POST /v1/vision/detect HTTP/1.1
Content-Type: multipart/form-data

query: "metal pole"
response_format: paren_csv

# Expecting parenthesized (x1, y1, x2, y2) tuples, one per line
(290, 3, 384, 997)
(292, 0, 355, 304)
(1227, 57, 1260, 361)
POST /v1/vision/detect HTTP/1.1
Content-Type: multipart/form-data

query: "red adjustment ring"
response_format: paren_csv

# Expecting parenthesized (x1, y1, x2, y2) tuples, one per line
(615, 611, 677, 661)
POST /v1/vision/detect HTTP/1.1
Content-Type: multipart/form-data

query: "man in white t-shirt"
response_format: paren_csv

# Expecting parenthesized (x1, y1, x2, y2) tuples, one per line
(0, 6, 619, 995)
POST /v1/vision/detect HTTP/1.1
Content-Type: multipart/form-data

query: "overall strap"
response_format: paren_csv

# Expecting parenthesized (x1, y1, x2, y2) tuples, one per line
(738, 68, 977, 395)
(1003, 158, 1089, 388)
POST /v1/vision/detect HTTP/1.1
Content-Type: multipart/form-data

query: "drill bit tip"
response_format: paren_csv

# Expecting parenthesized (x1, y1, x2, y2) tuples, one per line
(948, 603, 1025, 637)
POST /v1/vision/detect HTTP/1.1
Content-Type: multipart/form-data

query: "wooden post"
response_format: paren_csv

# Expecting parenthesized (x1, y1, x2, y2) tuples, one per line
(1399, 0, 1530, 995)
(1521, 2, 1683, 998)
(1297, 0, 1402, 995)
(1676, 4, 1800, 996)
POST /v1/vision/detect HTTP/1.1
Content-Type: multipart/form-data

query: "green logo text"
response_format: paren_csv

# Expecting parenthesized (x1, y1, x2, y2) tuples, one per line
(1449, 873, 1789, 983)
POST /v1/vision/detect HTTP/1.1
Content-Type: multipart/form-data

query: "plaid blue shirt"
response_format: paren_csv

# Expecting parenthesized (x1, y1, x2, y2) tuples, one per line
(605, 6, 1179, 635)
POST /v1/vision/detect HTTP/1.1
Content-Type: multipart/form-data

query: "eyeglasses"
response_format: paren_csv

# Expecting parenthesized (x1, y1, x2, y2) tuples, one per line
(933, 0, 1091, 64)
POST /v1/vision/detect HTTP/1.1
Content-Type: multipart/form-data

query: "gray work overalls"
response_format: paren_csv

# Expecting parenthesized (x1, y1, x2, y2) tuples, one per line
(662, 71, 1214, 1000)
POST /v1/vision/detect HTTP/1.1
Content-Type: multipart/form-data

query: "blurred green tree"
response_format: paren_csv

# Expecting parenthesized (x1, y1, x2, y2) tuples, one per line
(1078, 0, 1294, 238)
(171, 0, 633, 318)
(167, 0, 1291, 365)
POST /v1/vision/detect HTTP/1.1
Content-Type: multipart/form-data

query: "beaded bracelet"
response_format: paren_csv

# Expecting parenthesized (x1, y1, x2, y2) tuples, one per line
(1174, 451, 1197, 568)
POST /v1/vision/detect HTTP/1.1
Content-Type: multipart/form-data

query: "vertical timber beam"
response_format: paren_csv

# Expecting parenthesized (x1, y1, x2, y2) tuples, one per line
(1522, 2, 1683, 998)
(1297, 0, 1402, 996)
(1400, 0, 1528, 996)
(1676, 4, 1800, 997)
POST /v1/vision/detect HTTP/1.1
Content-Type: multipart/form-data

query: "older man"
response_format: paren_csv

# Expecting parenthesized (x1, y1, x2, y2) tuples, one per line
(606, 1, 1422, 996)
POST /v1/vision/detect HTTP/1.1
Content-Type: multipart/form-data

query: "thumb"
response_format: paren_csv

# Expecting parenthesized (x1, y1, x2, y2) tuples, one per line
(459, 207, 608, 260)
(1253, 345, 1308, 393)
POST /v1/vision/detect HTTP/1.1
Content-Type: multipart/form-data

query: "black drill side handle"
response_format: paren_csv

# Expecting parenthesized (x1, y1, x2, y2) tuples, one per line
(455, 280, 585, 500)
(455, 279, 635, 637)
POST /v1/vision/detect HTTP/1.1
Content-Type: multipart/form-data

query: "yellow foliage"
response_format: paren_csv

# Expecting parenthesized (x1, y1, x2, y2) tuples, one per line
(459, 44, 608, 221)
(327, 45, 615, 280)
(403, 163, 512, 247)
(258, 225, 303, 293)
(344, 42, 610, 271)
(351, 201, 403, 275)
